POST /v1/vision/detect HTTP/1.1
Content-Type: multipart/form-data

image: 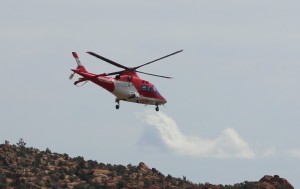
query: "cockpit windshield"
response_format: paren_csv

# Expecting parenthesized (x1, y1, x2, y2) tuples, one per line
(153, 86, 160, 94)
(141, 85, 160, 95)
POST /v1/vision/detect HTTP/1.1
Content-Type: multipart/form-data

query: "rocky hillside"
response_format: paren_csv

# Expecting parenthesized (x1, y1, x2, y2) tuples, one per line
(0, 140, 294, 189)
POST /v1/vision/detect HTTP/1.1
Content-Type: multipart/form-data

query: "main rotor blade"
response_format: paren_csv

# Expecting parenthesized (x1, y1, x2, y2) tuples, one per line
(136, 71, 173, 79)
(92, 71, 124, 78)
(134, 49, 183, 70)
(107, 71, 123, 76)
(87, 51, 129, 70)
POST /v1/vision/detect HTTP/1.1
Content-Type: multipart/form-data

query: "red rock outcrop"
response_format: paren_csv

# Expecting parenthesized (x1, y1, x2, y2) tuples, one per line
(259, 175, 294, 189)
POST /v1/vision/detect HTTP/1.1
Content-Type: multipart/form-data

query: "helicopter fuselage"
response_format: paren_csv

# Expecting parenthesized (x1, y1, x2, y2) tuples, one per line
(72, 68, 167, 107)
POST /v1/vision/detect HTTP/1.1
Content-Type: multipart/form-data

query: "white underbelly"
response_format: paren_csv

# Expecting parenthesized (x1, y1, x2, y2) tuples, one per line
(112, 81, 138, 99)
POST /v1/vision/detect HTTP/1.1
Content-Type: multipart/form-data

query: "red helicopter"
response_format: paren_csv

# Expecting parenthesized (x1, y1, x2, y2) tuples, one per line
(69, 50, 183, 111)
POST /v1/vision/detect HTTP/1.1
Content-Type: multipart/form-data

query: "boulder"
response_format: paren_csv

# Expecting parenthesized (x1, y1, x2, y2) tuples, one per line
(138, 162, 150, 172)
(92, 169, 110, 177)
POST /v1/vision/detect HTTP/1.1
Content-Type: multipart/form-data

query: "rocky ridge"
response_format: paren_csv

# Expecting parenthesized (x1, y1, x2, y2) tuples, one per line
(0, 141, 294, 189)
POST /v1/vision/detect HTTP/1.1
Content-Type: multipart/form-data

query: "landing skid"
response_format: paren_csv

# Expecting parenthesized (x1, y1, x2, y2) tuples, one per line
(115, 99, 160, 111)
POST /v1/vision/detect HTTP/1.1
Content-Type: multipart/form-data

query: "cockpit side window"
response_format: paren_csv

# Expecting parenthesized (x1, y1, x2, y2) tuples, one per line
(141, 85, 152, 92)
(141, 85, 147, 91)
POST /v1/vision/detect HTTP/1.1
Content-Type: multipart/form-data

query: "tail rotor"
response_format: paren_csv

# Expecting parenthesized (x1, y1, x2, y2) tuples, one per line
(69, 52, 88, 87)
(72, 52, 83, 66)
(72, 52, 87, 72)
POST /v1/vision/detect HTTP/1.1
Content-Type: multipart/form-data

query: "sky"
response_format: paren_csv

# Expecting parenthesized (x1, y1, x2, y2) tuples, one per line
(1, 0, 300, 187)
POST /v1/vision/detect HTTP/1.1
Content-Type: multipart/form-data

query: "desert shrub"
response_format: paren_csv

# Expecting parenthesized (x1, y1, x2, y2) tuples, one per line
(115, 165, 127, 175)
(117, 180, 126, 188)
(32, 167, 39, 175)
(33, 154, 43, 167)
(45, 148, 51, 154)
(45, 179, 53, 188)
(98, 162, 106, 169)
(60, 181, 68, 188)
(144, 179, 151, 187)
(165, 174, 173, 181)
(0, 174, 7, 182)
(49, 172, 60, 181)
(106, 163, 113, 171)
(122, 174, 130, 181)
(75, 156, 85, 168)
(63, 153, 69, 160)
(59, 173, 66, 180)
(224, 185, 235, 189)
(77, 171, 93, 181)
(6, 171, 13, 178)
(68, 175, 77, 182)
(242, 181, 256, 189)
(87, 160, 98, 169)
(0, 174, 7, 189)
(14, 183, 28, 189)
(68, 167, 76, 176)
(0, 183, 7, 189)
(16, 138, 26, 148)
(127, 163, 133, 169)
(74, 183, 87, 189)
(107, 172, 115, 177)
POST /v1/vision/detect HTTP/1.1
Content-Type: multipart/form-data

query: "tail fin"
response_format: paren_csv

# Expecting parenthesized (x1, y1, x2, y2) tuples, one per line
(72, 52, 87, 72)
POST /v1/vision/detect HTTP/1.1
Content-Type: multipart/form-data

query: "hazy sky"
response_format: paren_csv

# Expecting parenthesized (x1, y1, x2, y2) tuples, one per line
(1, 1, 299, 187)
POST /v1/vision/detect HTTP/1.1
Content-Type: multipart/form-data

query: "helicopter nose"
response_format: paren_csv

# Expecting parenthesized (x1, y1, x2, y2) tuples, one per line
(161, 97, 167, 104)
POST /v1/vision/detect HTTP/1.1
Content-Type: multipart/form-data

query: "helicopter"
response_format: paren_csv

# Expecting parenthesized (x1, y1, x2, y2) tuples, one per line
(69, 50, 183, 111)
